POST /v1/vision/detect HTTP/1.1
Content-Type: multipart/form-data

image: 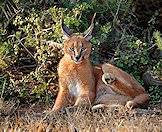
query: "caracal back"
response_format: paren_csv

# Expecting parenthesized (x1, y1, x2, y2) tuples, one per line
(93, 63, 149, 109)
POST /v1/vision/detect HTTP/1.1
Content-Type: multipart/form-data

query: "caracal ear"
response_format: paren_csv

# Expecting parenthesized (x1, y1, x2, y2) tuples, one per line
(61, 17, 73, 39)
(83, 13, 96, 41)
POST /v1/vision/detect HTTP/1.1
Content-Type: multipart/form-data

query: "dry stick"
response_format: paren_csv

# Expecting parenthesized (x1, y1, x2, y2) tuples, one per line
(108, 0, 133, 37)
(42, 40, 63, 49)
(18, 64, 37, 69)
(110, 29, 126, 63)
(6, 10, 12, 18)
(40, 110, 53, 122)
(35, 28, 53, 38)
(7, 0, 18, 13)
(6, 101, 20, 118)
(18, 39, 36, 60)
(4, 9, 22, 30)
(1, 78, 6, 99)
(106, 0, 127, 62)
(65, 108, 78, 132)
(146, 44, 156, 51)
(1, 0, 19, 22)
(6, 4, 12, 16)
(113, 0, 123, 24)
(1, 6, 9, 20)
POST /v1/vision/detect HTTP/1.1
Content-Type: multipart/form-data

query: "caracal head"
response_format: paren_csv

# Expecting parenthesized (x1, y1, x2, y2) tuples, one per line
(62, 13, 96, 64)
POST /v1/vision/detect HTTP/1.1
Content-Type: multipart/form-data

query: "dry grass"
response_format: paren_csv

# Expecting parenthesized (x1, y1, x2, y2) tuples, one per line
(0, 99, 161, 132)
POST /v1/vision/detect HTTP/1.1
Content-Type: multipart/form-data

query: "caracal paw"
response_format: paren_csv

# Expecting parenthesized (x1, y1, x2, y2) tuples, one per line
(125, 101, 134, 110)
(51, 105, 62, 112)
(74, 97, 91, 106)
(102, 73, 116, 85)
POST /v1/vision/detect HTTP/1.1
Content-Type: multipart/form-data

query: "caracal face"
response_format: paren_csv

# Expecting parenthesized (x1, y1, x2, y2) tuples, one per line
(61, 13, 96, 64)
(63, 35, 92, 64)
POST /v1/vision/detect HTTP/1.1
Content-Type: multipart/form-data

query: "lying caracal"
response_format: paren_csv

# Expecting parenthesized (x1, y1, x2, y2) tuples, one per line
(52, 14, 149, 111)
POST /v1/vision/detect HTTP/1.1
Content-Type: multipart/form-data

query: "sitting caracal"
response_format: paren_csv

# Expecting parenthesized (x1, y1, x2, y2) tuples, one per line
(52, 14, 149, 111)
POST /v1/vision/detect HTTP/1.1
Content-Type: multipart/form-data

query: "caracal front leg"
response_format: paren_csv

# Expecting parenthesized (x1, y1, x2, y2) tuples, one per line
(74, 91, 95, 107)
(52, 82, 71, 112)
(74, 84, 95, 107)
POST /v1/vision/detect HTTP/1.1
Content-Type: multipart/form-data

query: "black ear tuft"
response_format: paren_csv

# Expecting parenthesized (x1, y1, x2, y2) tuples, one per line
(61, 17, 73, 39)
(83, 13, 96, 41)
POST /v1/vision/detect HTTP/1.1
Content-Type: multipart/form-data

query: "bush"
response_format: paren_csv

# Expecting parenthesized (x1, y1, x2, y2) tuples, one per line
(0, 0, 161, 104)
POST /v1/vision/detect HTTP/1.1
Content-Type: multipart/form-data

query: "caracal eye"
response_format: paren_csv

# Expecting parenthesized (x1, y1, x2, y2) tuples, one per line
(81, 47, 86, 52)
(69, 47, 74, 52)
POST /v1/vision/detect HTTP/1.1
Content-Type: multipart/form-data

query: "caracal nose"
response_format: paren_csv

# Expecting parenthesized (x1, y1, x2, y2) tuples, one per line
(75, 55, 81, 61)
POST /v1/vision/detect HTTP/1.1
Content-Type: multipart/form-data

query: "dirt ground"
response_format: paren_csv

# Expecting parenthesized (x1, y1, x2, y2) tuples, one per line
(0, 99, 161, 131)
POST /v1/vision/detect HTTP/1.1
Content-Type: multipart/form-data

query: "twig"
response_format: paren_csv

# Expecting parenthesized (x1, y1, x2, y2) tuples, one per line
(18, 39, 36, 60)
(6, 4, 12, 16)
(40, 110, 53, 122)
(42, 40, 63, 49)
(7, 34, 16, 38)
(146, 44, 156, 51)
(18, 64, 37, 69)
(7, 0, 18, 13)
(65, 108, 78, 132)
(1, 78, 6, 99)
(113, 0, 122, 23)
(6, 101, 20, 117)
(110, 29, 126, 62)
(35, 28, 53, 36)
(1, 6, 9, 20)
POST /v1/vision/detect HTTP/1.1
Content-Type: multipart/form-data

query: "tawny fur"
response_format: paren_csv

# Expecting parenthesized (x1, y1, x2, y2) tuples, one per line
(52, 15, 149, 111)
(52, 36, 96, 111)
(52, 35, 149, 111)
(93, 64, 149, 109)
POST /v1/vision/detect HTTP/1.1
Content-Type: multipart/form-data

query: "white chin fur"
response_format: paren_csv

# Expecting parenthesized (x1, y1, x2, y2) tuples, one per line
(74, 60, 82, 64)
(73, 58, 83, 64)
